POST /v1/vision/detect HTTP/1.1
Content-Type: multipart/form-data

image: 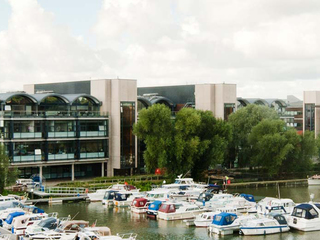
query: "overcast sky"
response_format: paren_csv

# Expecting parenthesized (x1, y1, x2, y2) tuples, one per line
(1, 0, 320, 99)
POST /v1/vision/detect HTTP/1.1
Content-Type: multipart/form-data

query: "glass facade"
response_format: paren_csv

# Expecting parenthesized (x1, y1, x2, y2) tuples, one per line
(80, 140, 108, 159)
(305, 104, 315, 131)
(224, 103, 235, 120)
(48, 141, 75, 160)
(120, 102, 135, 168)
(12, 142, 43, 163)
(47, 120, 76, 138)
(79, 120, 108, 137)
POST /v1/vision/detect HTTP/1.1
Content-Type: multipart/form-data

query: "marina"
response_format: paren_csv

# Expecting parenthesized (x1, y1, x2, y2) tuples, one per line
(2, 184, 316, 239)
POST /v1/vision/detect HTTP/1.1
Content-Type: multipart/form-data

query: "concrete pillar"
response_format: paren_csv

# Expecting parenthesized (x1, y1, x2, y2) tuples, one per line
(101, 162, 105, 177)
(71, 164, 75, 181)
(39, 166, 43, 184)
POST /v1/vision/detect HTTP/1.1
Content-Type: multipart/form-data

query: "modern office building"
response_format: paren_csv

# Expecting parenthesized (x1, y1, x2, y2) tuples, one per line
(0, 79, 236, 180)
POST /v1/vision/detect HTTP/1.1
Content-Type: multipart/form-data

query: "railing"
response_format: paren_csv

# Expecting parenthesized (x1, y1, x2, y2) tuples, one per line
(80, 131, 107, 137)
(80, 152, 105, 159)
(13, 132, 42, 139)
(13, 155, 42, 162)
(48, 153, 75, 160)
(48, 132, 76, 138)
(0, 111, 109, 118)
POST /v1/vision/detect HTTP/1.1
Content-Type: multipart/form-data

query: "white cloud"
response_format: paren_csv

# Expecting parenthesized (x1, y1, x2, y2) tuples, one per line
(1, 0, 320, 98)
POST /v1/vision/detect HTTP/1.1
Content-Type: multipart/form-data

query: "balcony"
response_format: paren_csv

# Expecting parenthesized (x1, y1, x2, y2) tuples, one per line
(48, 153, 75, 160)
(13, 132, 42, 139)
(13, 155, 42, 163)
(48, 132, 76, 138)
(80, 131, 107, 137)
(0, 110, 108, 118)
(80, 152, 105, 159)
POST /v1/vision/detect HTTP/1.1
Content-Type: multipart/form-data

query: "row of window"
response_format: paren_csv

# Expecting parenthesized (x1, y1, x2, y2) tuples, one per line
(6, 140, 108, 163)
(1, 120, 108, 139)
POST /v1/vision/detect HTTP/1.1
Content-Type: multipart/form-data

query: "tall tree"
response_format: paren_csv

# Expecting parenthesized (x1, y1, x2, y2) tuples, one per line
(0, 145, 18, 194)
(133, 104, 174, 173)
(134, 106, 231, 180)
(227, 104, 279, 167)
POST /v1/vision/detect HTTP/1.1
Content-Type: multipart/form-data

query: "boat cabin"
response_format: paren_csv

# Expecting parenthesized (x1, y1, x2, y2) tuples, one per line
(131, 198, 148, 208)
(158, 202, 184, 214)
(114, 193, 132, 202)
(197, 192, 213, 203)
(212, 212, 237, 226)
(61, 220, 89, 232)
(239, 194, 255, 203)
(147, 201, 163, 211)
(291, 204, 319, 219)
(5, 212, 25, 225)
(103, 190, 118, 200)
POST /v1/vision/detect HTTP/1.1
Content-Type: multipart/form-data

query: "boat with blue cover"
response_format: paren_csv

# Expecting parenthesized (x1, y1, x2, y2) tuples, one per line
(146, 200, 163, 219)
(207, 212, 256, 235)
(287, 203, 320, 231)
(3, 211, 25, 230)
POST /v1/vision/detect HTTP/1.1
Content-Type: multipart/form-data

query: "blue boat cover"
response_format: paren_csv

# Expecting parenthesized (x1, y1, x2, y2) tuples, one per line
(5, 212, 25, 224)
(24, 205, 45, 213)
(212, 212, 237, 226)
(293, 204, 318, 219)
(148, 201, 163, 211)
(239, 194, 255, 202)
(114, 193, 130, 201)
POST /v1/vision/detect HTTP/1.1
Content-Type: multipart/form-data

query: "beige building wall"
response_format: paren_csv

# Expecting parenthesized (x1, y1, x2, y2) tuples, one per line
(23, 84, 35, 94)
(195, 83, 237, 120)
(91, 79, 137, 176)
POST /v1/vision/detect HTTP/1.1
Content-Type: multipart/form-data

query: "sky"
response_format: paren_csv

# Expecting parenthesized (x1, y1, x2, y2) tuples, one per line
(1, 0, 320, 99)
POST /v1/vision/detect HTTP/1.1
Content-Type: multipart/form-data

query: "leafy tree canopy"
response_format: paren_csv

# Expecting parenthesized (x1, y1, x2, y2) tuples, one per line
(133, 105, 231, 180)
(0, 145, 18, 194)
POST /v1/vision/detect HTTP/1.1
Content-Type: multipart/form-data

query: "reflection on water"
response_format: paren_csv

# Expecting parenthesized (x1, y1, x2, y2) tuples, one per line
(39, 185, 320, 240)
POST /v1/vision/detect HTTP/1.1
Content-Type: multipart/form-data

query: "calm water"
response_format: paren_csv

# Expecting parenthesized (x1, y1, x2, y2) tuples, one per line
(39, 185, 320, 240)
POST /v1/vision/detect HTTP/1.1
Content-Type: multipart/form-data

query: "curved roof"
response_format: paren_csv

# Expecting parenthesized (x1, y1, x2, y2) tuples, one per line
(264, 99, 287, 108)
(31, 93, 70, 104)
(149, 96, 175, 107)
(237, 98, 250, 107)
(137, 96, 152, 108)
(0, 93, 38, 104)
(63, 94, 102, 106)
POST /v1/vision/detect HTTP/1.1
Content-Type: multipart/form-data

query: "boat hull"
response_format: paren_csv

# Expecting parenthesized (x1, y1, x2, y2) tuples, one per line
(240, 225, 290, 235)
(308, 179, 320, 185)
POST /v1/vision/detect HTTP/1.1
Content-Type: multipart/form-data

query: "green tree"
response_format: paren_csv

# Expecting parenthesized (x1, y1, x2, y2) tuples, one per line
(248, 119, 293, 176)
(227, 104, 279, 167)
(133, 104, 174, 173)
(0, 145, 18, 194)
(134, 105, 231, 180)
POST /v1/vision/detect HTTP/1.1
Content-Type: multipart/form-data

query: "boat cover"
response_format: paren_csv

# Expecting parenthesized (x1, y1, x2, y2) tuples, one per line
(5, 212, 25, 224)
(132, 198, 148, 207)
(293, 204, 318, 219)
(24, 205, 45, 213)
(239, 194, 255, 202)
(212, 212, 237, 226)
(38, 217, 58, 229)
(114, 193, 130, 201)
(148, 201, 163, 211)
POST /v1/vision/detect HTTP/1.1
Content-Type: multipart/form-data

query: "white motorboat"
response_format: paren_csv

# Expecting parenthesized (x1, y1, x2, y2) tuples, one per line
(308, 175, 320, 185)
(240, 213, 290, 235)
(196, 193, 234, 210)
(25, 217, 60, 237)
(257, 197, 295, 215)
(208, 212, 256, 235)
(287, 203, 320, 231)
(194, 212, 217, 227)
(12, 213, 49, 235)
(88, 184, 139, 202)
(157, 201, 206, 221)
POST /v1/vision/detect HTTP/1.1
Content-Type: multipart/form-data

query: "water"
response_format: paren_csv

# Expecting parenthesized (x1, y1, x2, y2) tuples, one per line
(39, 185, 320, 240)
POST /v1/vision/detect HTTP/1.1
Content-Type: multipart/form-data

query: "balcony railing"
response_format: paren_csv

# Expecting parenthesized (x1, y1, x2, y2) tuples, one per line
(13, 132, 42, 139)
(80, 131, 107, 137)
(48, 153, 75, 160)
(80, 152, 105, 159)
(0, 111, 109, 118)
(13, 155, 42, 163)
(48, 132, 76, 138)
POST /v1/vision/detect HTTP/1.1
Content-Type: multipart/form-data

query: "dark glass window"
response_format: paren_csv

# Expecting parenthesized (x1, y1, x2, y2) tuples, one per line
(305, 104, 315, 131)
(224, 103, 235, 121)
(120, 102, 135, 168)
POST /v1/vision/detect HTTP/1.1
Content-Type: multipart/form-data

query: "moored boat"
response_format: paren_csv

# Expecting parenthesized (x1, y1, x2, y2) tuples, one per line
(308, 175, 320, 185)
(240, 213, 290, 235)
(130, 198, 149, 214)
(287, 203, 320, 231)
